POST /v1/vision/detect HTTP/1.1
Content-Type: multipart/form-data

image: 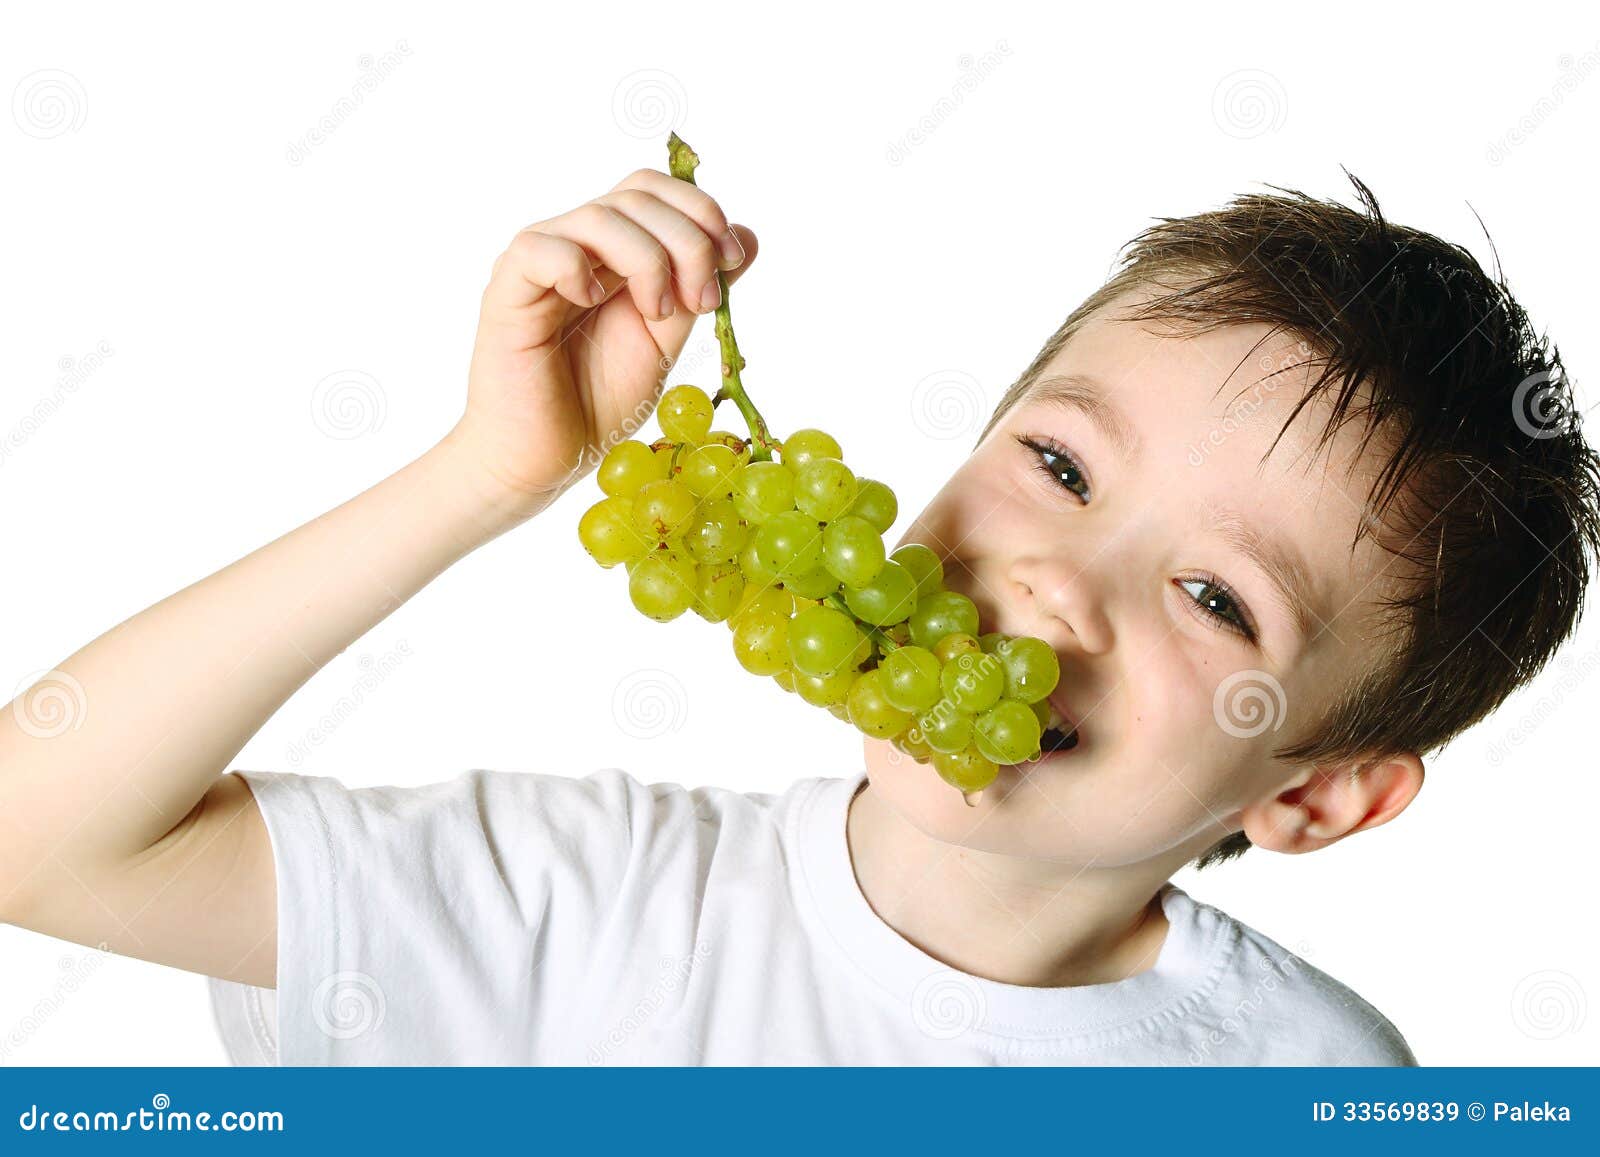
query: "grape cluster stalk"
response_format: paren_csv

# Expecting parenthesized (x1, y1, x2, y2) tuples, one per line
(576, 133, 1070, 805)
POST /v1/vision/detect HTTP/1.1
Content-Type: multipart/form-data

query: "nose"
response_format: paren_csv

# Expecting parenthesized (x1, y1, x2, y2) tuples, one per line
(1010, 557, 1114, 655)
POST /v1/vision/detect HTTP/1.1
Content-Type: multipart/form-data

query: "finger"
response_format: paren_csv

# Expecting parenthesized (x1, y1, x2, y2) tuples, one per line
(539, 201, 677, 321)
(597, 188, 721, 317)
(610, 168, 745, 270)
(482, 231, 604, 318)
(591, 223, 757, 306)
(720, 224, 758, 289)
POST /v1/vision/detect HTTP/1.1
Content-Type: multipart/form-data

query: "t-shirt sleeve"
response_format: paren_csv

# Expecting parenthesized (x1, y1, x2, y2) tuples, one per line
(207, 765, 645, 1064)
(1324, 1010, 1419, 1066)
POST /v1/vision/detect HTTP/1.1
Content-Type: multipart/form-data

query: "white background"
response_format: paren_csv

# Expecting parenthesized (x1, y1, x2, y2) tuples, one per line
(2, 0, 1596, 1066)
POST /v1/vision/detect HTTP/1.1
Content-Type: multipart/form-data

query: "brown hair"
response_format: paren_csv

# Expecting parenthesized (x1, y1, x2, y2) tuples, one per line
(978, 173, 1600, 869)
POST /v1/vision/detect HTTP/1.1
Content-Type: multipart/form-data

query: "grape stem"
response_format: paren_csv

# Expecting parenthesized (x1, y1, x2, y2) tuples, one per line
(666, 132, 778, 463)
(823, 593, 901, 654)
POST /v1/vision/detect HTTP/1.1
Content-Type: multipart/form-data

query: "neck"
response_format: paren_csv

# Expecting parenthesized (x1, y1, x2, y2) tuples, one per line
(844, 779, 1178, 988)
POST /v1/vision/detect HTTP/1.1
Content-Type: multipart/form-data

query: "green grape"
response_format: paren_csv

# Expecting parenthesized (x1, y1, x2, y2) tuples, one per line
(628, 549, 697, 622)
(598, 440, 666, 499)
(737, 538, 782, 594)
(918, 706, 973, 753)
(879, 645, 941, 713)
(734, 586, 793, 623)
(732, 461, 796, 523)
(821, 516, 886, 587)
(932, 746, 999, 793)
(788, 604, 863, 677)
(773, 668, 797, 693)
(908, 590, 980, 649)
(731, 608, 790, 675)
(692, 561, 745, 623)
(995, 636, 1061, 704)
(932, 633, 981, 664)
(793, 457, 857, 521)
(826, 702, 852, 722)
(846, 478, 898, 533)
(892, 728, 934, 763)
(632, 479, 699, 540)
(890, 543, 943, 600)
(1029, 697, 1052, 730)
(939, 651, 1006, 713)
(842, 560, 917, 626)
(846, 670, 913, 739)
(684, 498, 749, 564)
(779, 428, 842, 468)
(707, 430, 752, 464)
(782, 564, 841, 600)
(658, 384, 714, 443)
(578, 496, 650, 568)
(974, 699, 1044, 765)
(978, 631, 1006, 654)
(753, 511, 824, 577)
(795, 666, 858, 708)
(651, 442, 676, 475)
(679, 442, 741, 499)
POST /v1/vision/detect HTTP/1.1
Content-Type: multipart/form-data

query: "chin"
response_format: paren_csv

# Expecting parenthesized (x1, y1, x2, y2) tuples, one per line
(862, 740, 1036, 851)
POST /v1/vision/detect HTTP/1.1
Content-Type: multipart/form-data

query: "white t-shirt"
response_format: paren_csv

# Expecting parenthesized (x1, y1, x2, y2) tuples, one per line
(208, 766, 1418, 1065)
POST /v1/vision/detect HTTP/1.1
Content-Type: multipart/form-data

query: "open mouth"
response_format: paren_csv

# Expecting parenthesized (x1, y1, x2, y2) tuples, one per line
(1034, 697, 1081, 758)
(972, 610, 1082, 763)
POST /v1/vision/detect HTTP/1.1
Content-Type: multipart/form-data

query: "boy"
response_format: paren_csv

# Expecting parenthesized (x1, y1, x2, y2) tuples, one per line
(3, 167, 1595, 1065)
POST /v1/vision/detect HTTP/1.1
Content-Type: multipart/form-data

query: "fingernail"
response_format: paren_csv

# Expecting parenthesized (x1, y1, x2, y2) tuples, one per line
(587, 277, 605, 304)
(657, 290, 675, 319)
(718, 227, 745, 269)
(698, 280, 721, 313)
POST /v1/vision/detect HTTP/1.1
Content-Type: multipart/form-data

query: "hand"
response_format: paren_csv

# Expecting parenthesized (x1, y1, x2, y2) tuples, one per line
(446, 168, 759, 521)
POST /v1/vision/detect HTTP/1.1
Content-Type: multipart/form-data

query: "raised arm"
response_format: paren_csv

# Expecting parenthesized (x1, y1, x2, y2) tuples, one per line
(0, 166, 755, 988)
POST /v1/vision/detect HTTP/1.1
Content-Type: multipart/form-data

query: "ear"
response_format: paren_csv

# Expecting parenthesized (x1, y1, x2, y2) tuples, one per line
(1239, 752, 1425, 854)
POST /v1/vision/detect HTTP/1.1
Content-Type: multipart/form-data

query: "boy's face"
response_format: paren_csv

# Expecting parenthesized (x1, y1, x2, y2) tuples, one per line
(870, 291, 1403, 868)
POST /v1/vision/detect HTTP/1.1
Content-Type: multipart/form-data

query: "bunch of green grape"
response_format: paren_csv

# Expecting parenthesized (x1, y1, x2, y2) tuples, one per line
(577, 382, 1063, 801)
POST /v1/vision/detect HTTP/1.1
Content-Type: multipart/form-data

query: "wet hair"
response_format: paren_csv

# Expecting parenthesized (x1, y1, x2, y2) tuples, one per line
(978, 173, 1600, 869)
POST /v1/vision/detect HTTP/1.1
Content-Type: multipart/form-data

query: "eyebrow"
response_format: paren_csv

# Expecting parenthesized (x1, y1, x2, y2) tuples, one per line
(1026, 374, 1144, 462)
(1205, 504, 1319, 643)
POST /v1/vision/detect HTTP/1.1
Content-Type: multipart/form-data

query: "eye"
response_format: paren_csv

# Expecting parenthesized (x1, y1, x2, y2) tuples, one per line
(1176, 575, 1257, 642)
(1016, 435, 1090, 502)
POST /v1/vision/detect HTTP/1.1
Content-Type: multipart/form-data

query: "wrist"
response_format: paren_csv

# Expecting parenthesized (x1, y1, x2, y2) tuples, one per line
(424, 423, 561, 542)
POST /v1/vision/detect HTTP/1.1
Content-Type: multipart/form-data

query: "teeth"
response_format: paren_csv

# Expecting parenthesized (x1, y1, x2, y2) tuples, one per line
(1045, 701, 1068, 730)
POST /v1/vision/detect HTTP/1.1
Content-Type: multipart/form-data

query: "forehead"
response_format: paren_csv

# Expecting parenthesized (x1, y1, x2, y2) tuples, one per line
(1014, 297, 1405, 650)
